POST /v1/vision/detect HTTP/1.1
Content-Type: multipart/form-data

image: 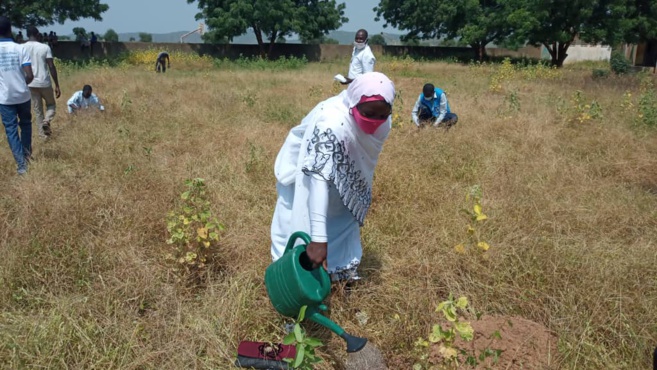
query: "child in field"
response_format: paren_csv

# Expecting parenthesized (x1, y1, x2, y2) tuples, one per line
(67, 85, 104, 114)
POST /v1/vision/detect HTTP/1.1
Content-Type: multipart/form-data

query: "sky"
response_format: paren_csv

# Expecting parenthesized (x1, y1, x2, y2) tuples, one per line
(41, 0, 396, 36)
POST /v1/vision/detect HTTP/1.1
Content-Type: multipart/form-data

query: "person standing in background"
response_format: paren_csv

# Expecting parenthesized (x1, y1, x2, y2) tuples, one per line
(340, 29, 376, 85)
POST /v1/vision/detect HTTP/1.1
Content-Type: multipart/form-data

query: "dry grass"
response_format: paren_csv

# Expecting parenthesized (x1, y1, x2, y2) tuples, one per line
(0, 57, 656, 369)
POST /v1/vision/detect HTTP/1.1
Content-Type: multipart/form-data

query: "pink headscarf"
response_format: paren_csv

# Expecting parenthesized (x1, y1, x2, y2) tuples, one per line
(345, 72, 395, 108)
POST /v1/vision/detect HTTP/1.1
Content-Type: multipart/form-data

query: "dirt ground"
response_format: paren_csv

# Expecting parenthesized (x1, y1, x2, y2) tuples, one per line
(351, 315, 558, 370)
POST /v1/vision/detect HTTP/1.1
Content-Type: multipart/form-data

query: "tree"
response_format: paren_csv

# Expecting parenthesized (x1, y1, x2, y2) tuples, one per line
(375, 0, 513, 60)
(188, 0, 348, 58)
(73, 27, 87, 40)
(139, 33, 153, 42)
(506, 0, 629, 67)
(129, 37, 136, 42)
(0, 0, 108, 28)
(623, 0, 657, 43)
(104, 28, 119, 42)
(369, 34, 386, 45)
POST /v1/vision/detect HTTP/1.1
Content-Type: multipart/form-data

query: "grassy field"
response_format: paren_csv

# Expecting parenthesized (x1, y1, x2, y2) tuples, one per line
(0, 54, 656, 369)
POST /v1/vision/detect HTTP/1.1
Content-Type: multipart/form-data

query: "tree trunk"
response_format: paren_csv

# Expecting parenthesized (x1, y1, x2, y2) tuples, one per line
(267, 30, 278, 60)
(252, 24, 265, 58)
(470, 41, 488, 62)
(544, 41, 572, 68)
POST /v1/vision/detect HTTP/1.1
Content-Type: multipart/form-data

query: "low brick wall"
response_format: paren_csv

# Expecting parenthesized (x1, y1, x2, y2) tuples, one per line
(49, 41, 542, 62)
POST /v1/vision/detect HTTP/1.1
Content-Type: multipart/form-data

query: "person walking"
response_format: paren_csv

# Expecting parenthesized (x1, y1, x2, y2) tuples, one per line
(23, 26, 61, 139)
(0, 17, 34, 175)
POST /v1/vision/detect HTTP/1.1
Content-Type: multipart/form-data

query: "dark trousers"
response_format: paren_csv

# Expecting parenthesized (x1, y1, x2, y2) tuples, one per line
(418, 106, 458, 127)
(156, 59, 167, 73)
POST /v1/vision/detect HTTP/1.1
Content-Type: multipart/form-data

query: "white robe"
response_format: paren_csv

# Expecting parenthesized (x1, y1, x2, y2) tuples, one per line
(270, 73, 395, 280)
(271, 72, 395, 280)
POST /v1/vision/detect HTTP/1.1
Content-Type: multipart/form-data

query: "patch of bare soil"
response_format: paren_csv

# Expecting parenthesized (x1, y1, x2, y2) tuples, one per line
(431, 315, 559, 369)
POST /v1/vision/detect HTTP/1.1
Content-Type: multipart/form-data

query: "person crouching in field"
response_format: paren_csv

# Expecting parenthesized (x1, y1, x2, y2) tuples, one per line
(67, 85, 104, 114)
(270, 72, 394, 282)
(155, 52, 170, 73)
(412, 83, 458, 129)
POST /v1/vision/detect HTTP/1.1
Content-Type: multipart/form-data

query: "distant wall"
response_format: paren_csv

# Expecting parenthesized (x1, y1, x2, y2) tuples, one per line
(50, 41, 543, 62)
(562, 45, 612, 64)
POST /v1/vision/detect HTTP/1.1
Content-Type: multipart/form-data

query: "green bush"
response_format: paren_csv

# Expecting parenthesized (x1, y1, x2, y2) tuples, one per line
(610, 52, 631, 75)
(592, 68, 610, 79)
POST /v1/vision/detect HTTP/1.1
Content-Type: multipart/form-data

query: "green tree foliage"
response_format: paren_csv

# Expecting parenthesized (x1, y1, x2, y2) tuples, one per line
(369, 34, 387, 45)
(623, 0, 657, 42)
(375, 0, 512, 60)
(104, 28, 119, 42)
(139, 32, 153, 42)
(0, 0, 108, 28)
(505, 0, 629, 67)
(188, 0, 348, 58)
(73, 27, 87, 39)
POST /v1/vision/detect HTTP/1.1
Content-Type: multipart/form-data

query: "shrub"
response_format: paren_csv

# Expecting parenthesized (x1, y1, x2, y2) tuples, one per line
(610, 52, 631, 75)
(165, 178, 223, 282)
(592, 68, 610, 79)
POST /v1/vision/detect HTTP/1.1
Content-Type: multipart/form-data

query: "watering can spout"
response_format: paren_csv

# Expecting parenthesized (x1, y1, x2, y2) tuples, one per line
(308, 309, 368, 353)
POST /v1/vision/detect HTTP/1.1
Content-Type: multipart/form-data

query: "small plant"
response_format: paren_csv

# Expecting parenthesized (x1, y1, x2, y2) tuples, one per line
(498, 89, 521, 118)
(592, 68, 610, 79)
(121, 89, 132, 111)
(571, 90, 603, 124)
(242, 91, 257, 108)
(489, 57, 515, 92)
(165, 178, 223, 279)
(455, 185, 491, 254)
(610, 51, 631, 75)
(520, 61, 561, 81)
(245, 141, 265, 174)
(414, 295, 502, 369)
(283, 306, 324, 369)
(637, 75, 657, 127)
(392, 89, 406, 128)
(620, 90, 634, 112)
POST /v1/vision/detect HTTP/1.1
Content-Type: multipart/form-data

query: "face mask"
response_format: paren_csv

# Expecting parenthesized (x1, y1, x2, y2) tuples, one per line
(423, 95, 433, 101)
(354, 41, 367, 50)
(351, 107, 387, 134)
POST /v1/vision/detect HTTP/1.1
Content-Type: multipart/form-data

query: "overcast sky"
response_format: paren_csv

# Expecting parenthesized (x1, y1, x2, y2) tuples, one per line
(39, 0, 397, 35)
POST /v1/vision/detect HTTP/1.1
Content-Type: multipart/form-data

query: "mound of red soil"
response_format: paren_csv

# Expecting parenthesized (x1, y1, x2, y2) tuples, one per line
(374, 315, 558, 370)
(432, 315, 558, 369)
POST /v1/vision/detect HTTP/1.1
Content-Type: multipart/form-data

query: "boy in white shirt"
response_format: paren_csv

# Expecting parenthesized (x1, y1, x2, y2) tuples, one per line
(23, 26, 61, 139)
(0, 16, 34, 175)
(67, 85, 105, 114)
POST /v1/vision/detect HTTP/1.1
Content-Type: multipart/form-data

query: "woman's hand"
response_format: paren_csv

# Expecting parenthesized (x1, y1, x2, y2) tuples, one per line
(306, 242, 328, 270)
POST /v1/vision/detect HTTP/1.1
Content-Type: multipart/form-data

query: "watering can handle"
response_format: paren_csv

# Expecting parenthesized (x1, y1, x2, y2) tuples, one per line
(284, 231, 312, 255)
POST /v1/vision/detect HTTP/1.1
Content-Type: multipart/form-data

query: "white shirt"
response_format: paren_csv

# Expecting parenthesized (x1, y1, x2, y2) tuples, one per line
(23, 41, 53, 88)
(347, 45, 376, 79)
(0, 39, 31, 105)
(67, 90, 104, 113)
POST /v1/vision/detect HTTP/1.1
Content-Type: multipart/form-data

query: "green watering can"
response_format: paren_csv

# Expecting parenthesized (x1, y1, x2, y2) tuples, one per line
(265, 231, 367, 353)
